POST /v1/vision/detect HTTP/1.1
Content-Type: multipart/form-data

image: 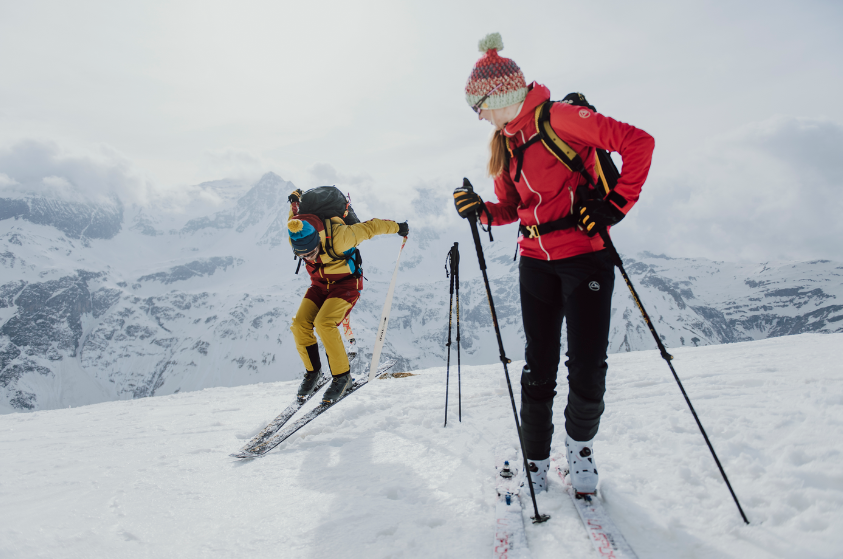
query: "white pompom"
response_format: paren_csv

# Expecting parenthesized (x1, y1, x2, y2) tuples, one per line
(478, 32, 504, 53)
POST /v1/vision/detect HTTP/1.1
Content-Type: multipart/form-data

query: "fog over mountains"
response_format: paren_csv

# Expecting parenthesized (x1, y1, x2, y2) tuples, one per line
(1, 172, 841, 413)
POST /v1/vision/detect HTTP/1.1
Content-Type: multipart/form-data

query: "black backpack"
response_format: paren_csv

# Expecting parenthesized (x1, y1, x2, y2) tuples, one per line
(297, 186, 360, 226)
(294, 186, 363, 276)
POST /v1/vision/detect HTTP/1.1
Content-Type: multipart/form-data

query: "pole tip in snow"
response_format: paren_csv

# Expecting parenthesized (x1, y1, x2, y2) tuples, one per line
(531, 513, 551, 524)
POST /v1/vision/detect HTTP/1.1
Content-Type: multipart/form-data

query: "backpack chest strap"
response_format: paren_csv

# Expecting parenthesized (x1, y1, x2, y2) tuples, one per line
(519, 215, 579, 239)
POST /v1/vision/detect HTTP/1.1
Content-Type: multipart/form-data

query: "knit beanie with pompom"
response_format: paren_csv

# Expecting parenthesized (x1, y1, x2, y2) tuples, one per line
(288, 218, 320, 255)
(465, 33, 528, 111)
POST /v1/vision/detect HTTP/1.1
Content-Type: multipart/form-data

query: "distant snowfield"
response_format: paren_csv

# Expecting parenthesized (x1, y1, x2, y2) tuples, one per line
(1, 333, 841, 559)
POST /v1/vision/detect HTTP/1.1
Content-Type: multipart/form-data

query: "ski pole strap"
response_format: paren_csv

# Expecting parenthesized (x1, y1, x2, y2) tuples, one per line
(519, 214, 579, 239)
(478, 205, 494, 242)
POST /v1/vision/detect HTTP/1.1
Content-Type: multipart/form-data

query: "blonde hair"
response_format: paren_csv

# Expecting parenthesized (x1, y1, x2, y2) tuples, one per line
(487, 130, 509, 177)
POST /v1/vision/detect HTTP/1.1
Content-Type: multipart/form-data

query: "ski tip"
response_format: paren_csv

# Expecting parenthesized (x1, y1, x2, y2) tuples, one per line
(230, 451, 257, 460)
(369, 360, 397, 380)
(378, 359, 397, 374)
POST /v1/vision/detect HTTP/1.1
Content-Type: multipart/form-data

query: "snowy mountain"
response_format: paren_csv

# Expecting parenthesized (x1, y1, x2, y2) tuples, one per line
(2, 173, 842, 413)
(1, 333, 840, 558)
(0, 192, 123, 240)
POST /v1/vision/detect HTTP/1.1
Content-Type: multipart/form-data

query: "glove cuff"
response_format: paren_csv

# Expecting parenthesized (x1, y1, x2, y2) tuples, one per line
(608, 202, 626, 224)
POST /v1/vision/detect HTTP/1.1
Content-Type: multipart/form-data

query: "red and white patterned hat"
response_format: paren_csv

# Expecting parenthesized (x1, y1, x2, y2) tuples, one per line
(465, 33, 528, 111)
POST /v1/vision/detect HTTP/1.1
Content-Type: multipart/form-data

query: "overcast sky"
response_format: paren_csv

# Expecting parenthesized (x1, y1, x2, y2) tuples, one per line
(1, 0, 841, 262)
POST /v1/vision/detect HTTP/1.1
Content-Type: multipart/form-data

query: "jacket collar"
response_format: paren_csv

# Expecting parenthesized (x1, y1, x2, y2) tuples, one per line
(502, 82, 550, 138)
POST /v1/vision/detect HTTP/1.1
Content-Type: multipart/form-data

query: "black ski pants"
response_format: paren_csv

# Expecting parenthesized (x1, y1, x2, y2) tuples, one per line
(519, 250, 615, 460)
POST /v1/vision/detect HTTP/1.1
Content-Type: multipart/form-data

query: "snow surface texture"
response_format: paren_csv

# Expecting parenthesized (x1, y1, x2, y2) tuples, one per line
(2, 173, 842, 412)
(1, 333, 840, 558)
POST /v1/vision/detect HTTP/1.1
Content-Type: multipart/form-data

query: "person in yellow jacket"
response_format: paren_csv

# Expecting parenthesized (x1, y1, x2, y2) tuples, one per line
(288, 192, 408, 404)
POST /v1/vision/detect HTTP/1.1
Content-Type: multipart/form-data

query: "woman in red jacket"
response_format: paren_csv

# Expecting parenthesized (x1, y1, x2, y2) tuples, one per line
(454, 33, 655, 495)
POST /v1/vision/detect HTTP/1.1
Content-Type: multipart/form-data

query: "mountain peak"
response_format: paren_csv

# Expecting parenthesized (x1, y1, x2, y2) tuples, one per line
(257, 171, 285, 184)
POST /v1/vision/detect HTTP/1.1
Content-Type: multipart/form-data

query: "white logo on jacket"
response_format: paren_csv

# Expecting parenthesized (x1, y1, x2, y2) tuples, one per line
(579, 109, 591, 119)
(588, 281, 600, 291)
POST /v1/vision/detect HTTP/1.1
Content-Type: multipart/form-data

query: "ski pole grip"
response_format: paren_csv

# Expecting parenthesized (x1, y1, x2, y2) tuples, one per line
(462, 177, 483, 225)
(462, 178, 488, 271)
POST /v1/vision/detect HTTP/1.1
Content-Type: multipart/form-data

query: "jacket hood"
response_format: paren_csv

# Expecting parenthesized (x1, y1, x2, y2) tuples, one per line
(502, 82, 551, 137)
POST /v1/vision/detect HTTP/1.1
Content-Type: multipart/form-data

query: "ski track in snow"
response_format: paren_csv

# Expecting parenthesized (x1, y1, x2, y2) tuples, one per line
(0, 333, 841, 558)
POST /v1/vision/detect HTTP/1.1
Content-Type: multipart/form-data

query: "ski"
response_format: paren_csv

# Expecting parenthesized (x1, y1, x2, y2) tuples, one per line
(229, 370, 333, 459)
(552, 457, 639, 559)
(493, 451, 532, 559)
(231, 360, 396, 459)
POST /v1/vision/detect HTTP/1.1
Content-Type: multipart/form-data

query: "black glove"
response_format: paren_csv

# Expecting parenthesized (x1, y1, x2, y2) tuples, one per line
(453, 187, 484, 218)
(397, 221, 409, 236)
(575, 198, 625, 237)
(287, 189, 303, 204)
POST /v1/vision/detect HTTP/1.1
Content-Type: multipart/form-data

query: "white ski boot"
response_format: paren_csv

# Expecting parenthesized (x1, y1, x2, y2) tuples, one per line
(526, 458, 550, 492)
(566, 435, 598, 494)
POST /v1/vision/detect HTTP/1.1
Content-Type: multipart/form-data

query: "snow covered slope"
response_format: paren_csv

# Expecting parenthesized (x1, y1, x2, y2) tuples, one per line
(0, 333, 840, 558)
(2, 174, 842, 413)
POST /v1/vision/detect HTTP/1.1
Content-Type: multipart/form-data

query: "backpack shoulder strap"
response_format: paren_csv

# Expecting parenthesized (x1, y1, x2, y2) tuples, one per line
(539, 101, 630, 209)
(322, 218, 364, 267)
(507, 133, 543, 183)
(322, 219, 349, 261)
(534, 102, 595, 190)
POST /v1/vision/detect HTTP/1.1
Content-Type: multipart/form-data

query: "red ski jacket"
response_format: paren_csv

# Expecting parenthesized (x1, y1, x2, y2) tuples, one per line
(482, 83, 655, 261)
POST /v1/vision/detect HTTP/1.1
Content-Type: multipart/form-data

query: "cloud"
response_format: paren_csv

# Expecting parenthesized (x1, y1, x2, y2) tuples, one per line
(308, 163, 341, 185)
(199, 148, 266, 183)
(617, 116, 843, 261)
(0, 173, 17, 187)
(0, 139, 157, 206)
(308, 163, 373, 188)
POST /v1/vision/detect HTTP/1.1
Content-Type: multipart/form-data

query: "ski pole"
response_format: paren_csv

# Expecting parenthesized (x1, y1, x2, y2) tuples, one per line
(369, 236, 408, 380)
(454, 243, 462, 423)
(444, 244, 456, 427)
(461, 178, 550, 524)
(597, 228, 750, 525)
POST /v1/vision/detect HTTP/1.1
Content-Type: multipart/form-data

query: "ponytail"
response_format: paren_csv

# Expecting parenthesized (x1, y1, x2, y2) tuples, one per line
(487, 131, 509, 177)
